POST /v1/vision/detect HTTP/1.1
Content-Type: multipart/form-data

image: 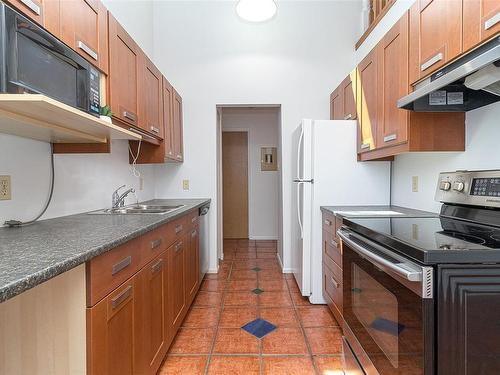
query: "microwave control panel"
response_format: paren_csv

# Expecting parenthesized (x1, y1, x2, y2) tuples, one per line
(89, 68, 100, 117)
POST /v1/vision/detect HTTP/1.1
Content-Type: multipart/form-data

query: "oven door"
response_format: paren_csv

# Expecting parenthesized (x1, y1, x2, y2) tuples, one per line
(338, 228, 434, 375)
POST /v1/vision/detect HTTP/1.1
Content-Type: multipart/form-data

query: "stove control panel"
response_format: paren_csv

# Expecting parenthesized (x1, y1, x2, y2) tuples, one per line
(436, 170, 500, 208)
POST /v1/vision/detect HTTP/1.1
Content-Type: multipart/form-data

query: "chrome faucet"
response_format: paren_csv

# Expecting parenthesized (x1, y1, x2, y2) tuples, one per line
(112, 185, 136, 209)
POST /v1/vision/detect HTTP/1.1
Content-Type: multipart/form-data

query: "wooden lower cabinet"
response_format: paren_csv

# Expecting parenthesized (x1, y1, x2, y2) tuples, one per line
(87, 209, 201, 375)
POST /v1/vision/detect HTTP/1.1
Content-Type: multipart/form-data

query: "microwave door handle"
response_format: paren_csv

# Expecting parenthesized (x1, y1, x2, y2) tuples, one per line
(337, 229, 422, 282)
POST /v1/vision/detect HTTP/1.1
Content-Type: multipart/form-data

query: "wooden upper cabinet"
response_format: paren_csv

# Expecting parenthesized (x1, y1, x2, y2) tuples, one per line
(409, 0, 463, 84)
(134, 254, 169, 375)
(59, 0, 108, 74)
(330, 88, 342, 120)
(356, 48, 378, 153)
(87, 279, 137, 375)
(377, 12, 409, 148)
(5, 0, 60, 33)
(108, 13, 141, 128)
(163, 77, 175, 160)
(341, 72, 357, 121)
(139, 55, 164, 139)
(172, 89, 184, 162)
(463, 0, 500, 53)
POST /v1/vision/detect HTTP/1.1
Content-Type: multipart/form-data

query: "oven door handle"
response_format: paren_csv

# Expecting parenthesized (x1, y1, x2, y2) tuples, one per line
(337, 229, 423, 282)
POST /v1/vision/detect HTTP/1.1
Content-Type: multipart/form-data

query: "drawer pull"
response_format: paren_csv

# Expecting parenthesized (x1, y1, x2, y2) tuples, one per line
(324, 219, 332, 226)
(191, 229, 197, 238)
(123, 111, 137, 122)
(175, 224, 183, 234)
(150, 126, 160, 134)
(330, 239, 339, 248)
(360, 143, 370, 149)
(421, 52, 443, 71)
(151, 238, 162, 249)
(151, 259, 164, 274)
(485, 12, 500, 30)
(111, 285, 132, 309)
(20, 0, 40, 15)
(77, 40, 98, 61)
(383, 133, 397, 143)
(112, 256, 132, 275)
(177, 154, 182, 159)
(343, 114, 352, 120)
(175, 241, 183, 252)
(330, 277, 340, 289)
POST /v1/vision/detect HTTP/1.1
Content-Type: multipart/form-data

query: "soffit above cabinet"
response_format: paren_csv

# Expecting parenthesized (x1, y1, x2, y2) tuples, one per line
(0, 94, 141, 143)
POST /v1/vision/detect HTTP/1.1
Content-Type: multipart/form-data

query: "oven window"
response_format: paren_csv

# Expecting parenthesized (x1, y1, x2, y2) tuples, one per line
(16, 33, 78, 106)
(352, 264, 399, 368)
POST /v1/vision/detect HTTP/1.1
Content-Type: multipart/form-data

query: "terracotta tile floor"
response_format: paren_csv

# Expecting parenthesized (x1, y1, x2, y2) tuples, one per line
(158, 240, 344, 375)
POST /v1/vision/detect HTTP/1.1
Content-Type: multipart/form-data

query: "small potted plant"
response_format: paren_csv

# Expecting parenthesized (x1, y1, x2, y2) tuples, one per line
(100, 105, 113, 123)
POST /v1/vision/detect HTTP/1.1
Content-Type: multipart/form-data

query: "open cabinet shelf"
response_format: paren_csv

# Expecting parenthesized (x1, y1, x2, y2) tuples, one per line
(0, 94, 141, 144)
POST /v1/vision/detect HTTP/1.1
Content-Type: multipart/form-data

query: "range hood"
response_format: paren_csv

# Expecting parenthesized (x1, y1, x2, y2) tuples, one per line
(398, 36, 500, 112)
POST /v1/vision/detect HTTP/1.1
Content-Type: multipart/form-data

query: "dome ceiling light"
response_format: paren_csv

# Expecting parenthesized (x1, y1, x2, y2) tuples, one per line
(236, 0, 277, 23)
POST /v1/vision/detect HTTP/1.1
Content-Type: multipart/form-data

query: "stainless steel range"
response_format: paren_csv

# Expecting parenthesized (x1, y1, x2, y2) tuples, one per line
(338, 170, 500, 375)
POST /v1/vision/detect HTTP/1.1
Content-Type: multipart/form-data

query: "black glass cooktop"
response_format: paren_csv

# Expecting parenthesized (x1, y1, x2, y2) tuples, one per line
(343, 216, 500, 264)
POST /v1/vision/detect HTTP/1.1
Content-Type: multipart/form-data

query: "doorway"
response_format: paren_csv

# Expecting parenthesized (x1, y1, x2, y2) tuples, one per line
(222, 131, 249, 239)
(217, 105, 283, 262)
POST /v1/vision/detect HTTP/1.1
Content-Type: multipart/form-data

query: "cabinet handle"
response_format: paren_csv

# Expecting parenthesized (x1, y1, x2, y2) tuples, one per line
(151, 259, 163, 274)
(77, 40, 98, 61)
(111, 285, 132, 309)
(151, 238, 162, 249)
(20, 0, 40, 15)
(191, 229, 197, 238)
(175, 224, 183, 234)
(175, 241, 183, 252)
(123, 111, 137, 122)
(360, 143, 370, 149)
(343, 114, 353, 120)
(383, 133, 397, 143)
(177, 154, 182, 159)
(330, 239, 339, 248)
(324, 219, 332, 226)
(150, 126, 160, 134)
(485, 12, 500, 30)
(421, 52, 443, 71)
(330, 277, 339, 289)
(112, 256, 132, 275)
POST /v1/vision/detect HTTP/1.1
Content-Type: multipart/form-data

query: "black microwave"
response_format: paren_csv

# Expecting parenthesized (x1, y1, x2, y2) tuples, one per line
(0, 3, 100, 116)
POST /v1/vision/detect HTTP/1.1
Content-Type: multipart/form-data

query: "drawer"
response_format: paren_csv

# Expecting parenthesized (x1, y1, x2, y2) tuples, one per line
(323, 262, 343, 315)
(322, 212, 336, 234)
(143, 226, 168, 261)
(186, 209, 199, 229)
(86, 237, 143, 307)
(162, 215, 187, 246)
(323, 230, 342, 269)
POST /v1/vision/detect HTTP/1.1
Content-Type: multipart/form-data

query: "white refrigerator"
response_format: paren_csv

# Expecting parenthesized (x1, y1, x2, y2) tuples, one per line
(291, 119, 391, 304)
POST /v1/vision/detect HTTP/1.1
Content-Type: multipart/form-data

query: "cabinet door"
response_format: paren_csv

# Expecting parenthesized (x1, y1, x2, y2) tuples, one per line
(341, 72, 357, 121)
(108, 14, 141, 128)
(168, 239, 186, 332)
(139, 55, 164, 138)
(330, 88, 343, 120)
(185, 227, 200, 305)
(409, 0, 463, 83)
(463, 0, 500, 52)
(377, 13, 409, 148)
(59, 0, 108, 73)
(172, 89, 184, 162)
(356, 48, 378, 153)
(5, 0, 45, 25)
(438, 265, 500, 375)
(135, 254, 168, 375)
(163, 77, 175, 160)
(87, 279, 137, 375)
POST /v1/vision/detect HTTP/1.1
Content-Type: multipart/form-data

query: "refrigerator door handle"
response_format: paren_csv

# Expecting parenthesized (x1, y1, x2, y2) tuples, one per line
(293, 179, 314, 183)
(296, 125, 304, 180)
(297, 182, 303, 239)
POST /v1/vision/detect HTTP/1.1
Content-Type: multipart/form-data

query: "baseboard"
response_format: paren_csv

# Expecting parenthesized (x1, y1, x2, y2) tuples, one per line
(207, 268, 219, 273)
(249, 236, 279, 240)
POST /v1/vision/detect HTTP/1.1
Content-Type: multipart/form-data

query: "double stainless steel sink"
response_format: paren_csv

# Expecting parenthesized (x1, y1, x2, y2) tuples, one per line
(89, 204, 185, 215)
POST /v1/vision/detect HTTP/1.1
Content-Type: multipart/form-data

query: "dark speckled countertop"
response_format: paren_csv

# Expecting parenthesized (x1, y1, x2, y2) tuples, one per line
(320, 205, 437, 218)
(0, 198, 210, 303)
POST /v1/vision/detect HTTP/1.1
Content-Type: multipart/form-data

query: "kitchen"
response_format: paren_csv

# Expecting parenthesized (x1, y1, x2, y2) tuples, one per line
(1, 0, 500, 374)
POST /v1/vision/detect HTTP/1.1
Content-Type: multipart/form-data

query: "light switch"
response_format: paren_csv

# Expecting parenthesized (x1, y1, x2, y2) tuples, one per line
(0, 175, 11, 200)
(183, 179, 190, 190)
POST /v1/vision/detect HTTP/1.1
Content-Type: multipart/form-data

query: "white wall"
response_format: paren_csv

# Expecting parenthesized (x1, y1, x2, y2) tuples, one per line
(152, 0, 364, 272)
(221, 107, 280, 240)
(0, 1, 156, 224)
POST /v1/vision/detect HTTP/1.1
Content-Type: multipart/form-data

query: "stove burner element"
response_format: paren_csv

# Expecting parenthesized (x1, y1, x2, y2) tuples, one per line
(439, 230, 487, 245)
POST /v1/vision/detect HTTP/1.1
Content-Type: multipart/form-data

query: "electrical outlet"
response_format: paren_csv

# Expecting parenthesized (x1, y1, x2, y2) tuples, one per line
(412, 224, 419, 240)
(183, 179, 190, 190)
(0, 175, 11, 200)
(139, 177, 144, 191)
(412, 176, 419, 192)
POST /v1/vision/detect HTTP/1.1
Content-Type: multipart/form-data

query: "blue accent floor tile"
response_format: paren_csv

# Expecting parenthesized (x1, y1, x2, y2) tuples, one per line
(241, 318, 277, 339)
(252, 288, 264, 295)
(252, 267, 262, 272)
